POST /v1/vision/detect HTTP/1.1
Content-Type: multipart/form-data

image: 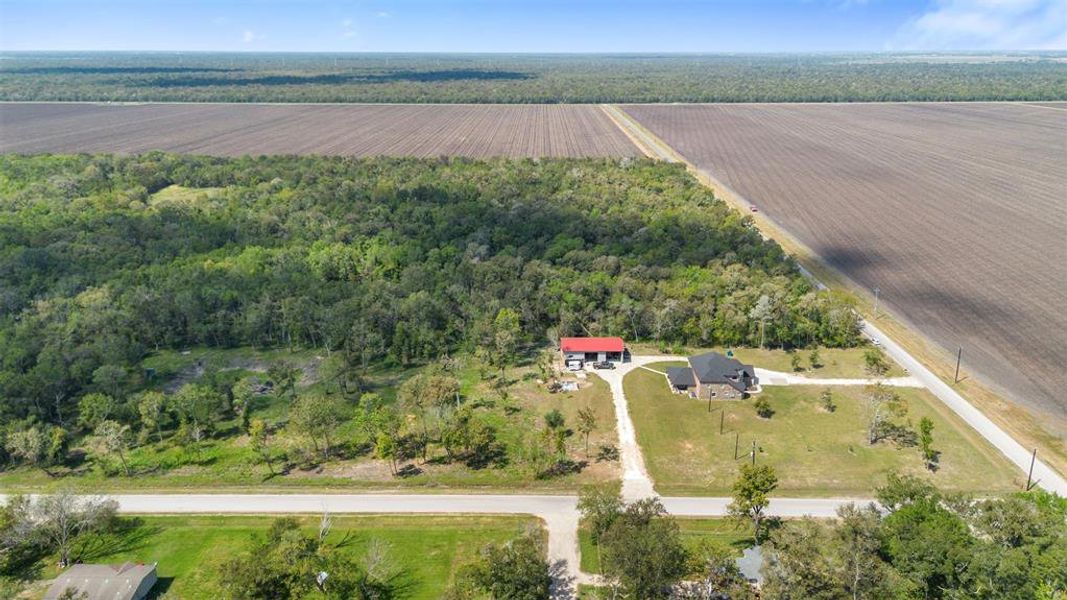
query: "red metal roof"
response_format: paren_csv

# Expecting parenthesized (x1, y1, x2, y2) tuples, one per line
(560, 337, 625, 352)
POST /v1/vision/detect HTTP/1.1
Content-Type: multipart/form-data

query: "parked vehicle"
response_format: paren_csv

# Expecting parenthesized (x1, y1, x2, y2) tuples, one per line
(592, 361, 616, 370)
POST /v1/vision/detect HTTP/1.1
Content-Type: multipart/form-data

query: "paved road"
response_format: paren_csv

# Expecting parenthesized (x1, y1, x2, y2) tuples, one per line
(1, 491, 859, 597)
(862, 322, 1067, 495)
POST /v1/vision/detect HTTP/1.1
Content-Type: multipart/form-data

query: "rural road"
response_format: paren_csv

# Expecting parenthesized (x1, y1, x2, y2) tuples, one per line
(0, 492, 860, 597)
(861, 321, 1067, 495)
(600, 104, 680, 162)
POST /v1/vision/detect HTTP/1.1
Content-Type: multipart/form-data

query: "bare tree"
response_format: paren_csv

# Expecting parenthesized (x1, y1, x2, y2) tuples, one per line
(93, 420, 132, 476)
(24, 491, 118, 567)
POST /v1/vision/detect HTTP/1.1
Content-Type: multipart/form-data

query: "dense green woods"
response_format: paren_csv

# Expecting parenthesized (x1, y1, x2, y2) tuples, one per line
(2, 52, 1066, 103)
(0, 153, 858, 461)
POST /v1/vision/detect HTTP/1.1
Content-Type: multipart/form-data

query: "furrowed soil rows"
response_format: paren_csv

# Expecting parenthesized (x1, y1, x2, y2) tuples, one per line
(623, 102, 1067, 433)
(0, 103, 640, 157)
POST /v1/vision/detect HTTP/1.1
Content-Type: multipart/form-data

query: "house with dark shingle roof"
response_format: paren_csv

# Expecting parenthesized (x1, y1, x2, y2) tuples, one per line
(666, 351, 759, 399)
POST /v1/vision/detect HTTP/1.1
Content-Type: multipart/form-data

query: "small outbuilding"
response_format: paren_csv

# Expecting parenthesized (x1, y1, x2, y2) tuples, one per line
(45, 562, 158, 600)
(559, 337, 627, 369)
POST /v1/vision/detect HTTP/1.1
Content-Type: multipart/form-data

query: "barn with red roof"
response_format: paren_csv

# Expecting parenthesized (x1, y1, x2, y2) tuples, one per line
(559, 336, 627, 368)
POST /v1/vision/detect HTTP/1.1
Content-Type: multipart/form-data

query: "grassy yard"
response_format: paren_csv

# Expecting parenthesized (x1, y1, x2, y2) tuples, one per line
(578, 518, 749, 574)
(627, 363, 1021, 497)
(628, 344, 905, 378)
(27, 514, 538, 600)
(0, 349, 619, 493)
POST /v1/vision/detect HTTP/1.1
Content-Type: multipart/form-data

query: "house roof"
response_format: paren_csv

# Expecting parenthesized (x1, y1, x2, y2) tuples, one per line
(689, 351, 756, 392)
(666, 366, 695, 388)
(45, 563, 157, 600)
(559, 337, 625, 353)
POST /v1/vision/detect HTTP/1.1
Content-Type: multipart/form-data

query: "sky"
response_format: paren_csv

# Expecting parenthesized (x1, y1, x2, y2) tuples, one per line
(0, 0, 1064, 53)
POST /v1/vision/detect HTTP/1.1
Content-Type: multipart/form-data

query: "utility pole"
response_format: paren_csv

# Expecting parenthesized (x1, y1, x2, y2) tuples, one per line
(873, 287, 881, 318)
(751, 440, 757, 465)
(720, 410, 724, 435)
(954, 347, 963, 383)
(734, 432, 739, 460)
(1026, 448, 1038, 490)
(760, 319, 766, 349)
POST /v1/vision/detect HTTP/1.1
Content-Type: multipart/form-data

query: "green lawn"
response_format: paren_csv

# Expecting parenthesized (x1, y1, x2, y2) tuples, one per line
(37, 515, 538, 600)
(578, 518, 749, 574)
(628, 344, 905, 378)
(0, 350, 619, 493)
(627, 363, 1021, 496)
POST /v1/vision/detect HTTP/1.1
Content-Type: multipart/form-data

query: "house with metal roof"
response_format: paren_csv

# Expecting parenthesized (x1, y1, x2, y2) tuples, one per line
(44, 562, 157, 600)
(666, 351, 759, 399)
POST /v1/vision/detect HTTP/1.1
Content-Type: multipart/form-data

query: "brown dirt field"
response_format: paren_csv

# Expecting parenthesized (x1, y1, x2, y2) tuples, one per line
(623, 102, 1067, 439)
(0, 103, 639, 157)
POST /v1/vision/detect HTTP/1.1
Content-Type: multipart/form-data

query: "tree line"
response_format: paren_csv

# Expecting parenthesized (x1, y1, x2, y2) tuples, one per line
(0, 153, 862, 447)
(578, 471, 1066, 599)
(2, 53, 1065, 103)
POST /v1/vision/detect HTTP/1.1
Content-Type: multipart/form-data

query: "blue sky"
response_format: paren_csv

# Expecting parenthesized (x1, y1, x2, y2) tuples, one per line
(0, 0, 1063, 52)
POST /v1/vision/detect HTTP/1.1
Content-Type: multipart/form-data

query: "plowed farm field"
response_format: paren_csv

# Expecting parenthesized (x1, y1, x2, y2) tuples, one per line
(623, 102, 1067, 429)
(0, 103, 639, 157)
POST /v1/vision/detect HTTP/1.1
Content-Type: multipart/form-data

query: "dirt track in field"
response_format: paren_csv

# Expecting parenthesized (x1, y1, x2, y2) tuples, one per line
(0, 103, 639, 157)
(623, 102, 1067, 430)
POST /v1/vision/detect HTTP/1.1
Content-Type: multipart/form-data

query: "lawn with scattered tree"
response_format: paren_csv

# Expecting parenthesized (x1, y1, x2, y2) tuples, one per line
(4, 511, 540, 600)
(0, 350, 619, 492)
(625, 363, 1020, 496)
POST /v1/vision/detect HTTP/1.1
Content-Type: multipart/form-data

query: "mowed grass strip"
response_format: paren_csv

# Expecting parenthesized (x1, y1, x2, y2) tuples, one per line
(49, 514, 539, 600)
(627, 363, 1021, 497)
(578, 517, 749, 574)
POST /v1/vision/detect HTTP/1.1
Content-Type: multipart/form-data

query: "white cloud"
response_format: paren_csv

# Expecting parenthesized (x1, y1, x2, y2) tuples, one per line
(893, 0, 1067, 50)
(242, 30, 260, 44)
(340, 17, 357, 39)
(376, 11, 390, 18)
